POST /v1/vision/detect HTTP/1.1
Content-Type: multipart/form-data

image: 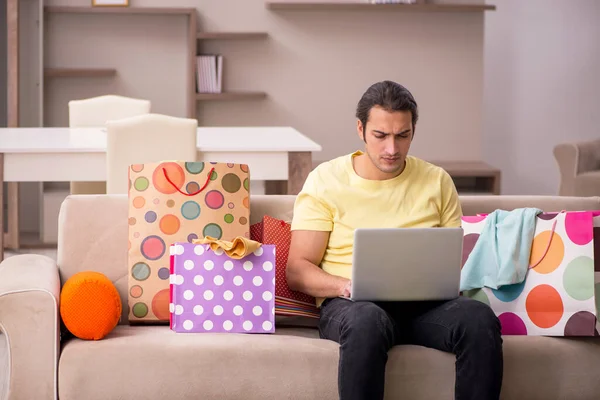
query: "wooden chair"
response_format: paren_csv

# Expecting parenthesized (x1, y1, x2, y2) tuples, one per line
(106, 113, 198, 195)
(68, 94, 151, 194)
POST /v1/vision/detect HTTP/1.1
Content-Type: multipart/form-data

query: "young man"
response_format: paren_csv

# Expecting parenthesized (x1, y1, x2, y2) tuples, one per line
(287, 81, 503, 400)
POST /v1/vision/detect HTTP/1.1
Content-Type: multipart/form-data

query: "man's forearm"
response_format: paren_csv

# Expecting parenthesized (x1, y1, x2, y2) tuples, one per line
(287, 259, 348, 299)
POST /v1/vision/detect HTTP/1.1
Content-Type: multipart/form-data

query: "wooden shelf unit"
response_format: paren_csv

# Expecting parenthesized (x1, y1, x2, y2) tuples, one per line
(196, 92, 267, 101)
(43, 6, 267, 104)
(430, 161, 501, 195)
(44, 68, 117, 78)
(197, 32, 268, 40)
(44, 5, 197, 119)
(195, 30, 268, 102)
(265, 2, 495, 12)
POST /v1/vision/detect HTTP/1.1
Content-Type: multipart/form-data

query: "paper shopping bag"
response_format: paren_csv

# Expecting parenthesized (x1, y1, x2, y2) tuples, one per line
(587, 212, 600, 334)
(169, 242, 275, 333)
(251, 216, 319, 320)
(462, 211, 598, 336)
(128, 161, 250, 323)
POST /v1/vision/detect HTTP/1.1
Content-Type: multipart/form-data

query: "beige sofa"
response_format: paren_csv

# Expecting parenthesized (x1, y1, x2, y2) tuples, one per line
(554, 139, 600, 196)
(2, 194, 600, 400)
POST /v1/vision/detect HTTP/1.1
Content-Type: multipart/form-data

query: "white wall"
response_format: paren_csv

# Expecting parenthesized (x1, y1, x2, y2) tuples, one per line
(483, 0, 600, 195)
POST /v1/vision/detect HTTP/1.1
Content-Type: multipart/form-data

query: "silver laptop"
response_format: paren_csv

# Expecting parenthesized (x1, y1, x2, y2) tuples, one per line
(350, 227, 464, 302)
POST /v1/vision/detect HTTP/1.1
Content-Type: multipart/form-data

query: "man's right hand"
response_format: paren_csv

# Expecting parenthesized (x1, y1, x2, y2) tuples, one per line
(287, 229, 351, 299)
(339, 279, 352, 298)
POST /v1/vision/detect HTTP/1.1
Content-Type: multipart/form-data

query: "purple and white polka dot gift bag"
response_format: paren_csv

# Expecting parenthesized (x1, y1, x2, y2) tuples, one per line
(169, 242, 276, 333)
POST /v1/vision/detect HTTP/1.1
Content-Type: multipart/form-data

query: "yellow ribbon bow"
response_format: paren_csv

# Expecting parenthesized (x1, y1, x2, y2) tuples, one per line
(193, 236, 262, 259)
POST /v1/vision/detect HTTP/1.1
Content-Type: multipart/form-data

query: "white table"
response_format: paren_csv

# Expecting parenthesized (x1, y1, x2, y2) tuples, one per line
(0, 126, 321, 258)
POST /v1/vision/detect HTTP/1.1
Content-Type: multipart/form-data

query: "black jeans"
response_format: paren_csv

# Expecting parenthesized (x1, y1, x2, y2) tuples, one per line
(318, 296, 503, 400)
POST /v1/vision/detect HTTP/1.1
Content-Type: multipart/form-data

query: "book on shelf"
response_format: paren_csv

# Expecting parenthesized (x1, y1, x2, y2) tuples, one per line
(196, 54, 223, 94)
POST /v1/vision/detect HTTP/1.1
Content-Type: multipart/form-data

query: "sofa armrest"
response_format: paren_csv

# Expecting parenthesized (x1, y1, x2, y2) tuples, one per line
(0, 254, 60, 400)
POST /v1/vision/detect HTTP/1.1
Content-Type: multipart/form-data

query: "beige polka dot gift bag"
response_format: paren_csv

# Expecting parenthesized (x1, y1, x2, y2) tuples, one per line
(127, 161, 250, 323)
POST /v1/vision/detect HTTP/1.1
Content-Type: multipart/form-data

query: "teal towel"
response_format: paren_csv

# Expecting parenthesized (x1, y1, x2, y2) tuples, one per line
(460, 207, 541, 291)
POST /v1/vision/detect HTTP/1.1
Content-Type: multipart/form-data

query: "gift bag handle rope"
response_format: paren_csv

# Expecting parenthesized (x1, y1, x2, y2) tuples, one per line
(488, 210, 562, 272)
(528, 210, 564, 270)
(162, 167, 215, 196)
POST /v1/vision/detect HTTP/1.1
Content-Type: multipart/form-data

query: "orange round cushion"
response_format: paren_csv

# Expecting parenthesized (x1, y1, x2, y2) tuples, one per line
(60, 271, 122, 340)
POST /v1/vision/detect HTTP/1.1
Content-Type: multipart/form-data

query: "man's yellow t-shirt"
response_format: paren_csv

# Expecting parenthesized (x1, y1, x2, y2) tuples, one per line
(290, 151, 463, 304)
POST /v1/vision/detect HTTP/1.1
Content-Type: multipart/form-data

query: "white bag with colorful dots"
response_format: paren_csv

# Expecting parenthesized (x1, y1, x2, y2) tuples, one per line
(128, 161, 250, 324)
(462, 211, 598, 336)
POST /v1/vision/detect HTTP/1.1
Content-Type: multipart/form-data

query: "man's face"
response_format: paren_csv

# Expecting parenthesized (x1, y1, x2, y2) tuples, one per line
(357, 106, 413, 176)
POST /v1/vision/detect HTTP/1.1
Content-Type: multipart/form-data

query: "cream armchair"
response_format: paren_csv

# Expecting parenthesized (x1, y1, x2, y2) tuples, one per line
(69, 95, 151, 195)
(106, 113, 198, 194)
(554, 139, 600, 196)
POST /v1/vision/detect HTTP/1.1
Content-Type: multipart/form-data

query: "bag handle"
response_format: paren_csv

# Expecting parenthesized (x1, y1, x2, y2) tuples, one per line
(529, 210, 563, 269)
(162, 166, 215, 196)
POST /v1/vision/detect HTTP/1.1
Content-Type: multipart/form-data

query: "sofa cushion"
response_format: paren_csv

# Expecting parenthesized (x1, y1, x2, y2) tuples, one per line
(58, 325, 456, 400)
(57, 325, 600, 400)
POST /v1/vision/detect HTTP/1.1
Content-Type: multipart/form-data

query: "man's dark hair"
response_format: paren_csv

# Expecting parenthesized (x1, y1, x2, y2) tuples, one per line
(355, 80, 419, 141)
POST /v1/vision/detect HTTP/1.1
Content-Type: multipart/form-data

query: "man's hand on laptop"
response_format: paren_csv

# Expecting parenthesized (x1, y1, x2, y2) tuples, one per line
(339, 278, 352, 298)
(289, 230, 351, 299)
